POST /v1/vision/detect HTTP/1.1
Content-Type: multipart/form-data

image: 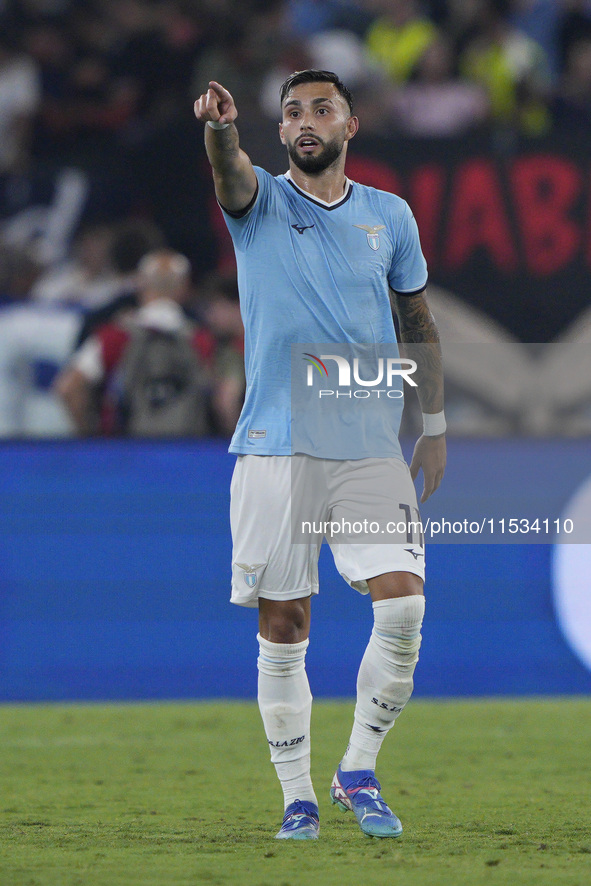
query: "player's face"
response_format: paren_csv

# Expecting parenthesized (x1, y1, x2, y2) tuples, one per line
(279, 82, 358, 174)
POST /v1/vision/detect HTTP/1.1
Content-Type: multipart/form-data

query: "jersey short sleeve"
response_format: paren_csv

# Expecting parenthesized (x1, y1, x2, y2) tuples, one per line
(388, 201, 428, 295)
(219, 167, 275, 249)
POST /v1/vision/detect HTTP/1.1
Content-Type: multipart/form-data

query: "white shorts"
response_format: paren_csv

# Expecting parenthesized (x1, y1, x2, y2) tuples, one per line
(230, 454, 425, 607)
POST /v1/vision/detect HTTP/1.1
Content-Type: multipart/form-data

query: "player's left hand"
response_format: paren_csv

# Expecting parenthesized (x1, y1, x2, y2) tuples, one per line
(410, 434, 446, 503)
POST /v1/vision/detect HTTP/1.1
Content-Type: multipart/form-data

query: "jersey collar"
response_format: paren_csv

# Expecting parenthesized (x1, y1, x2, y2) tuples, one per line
(284, 170, 353, 210)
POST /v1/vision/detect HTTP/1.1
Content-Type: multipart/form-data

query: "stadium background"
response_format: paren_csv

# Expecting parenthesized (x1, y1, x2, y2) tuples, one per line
(1, 0, 591, 702)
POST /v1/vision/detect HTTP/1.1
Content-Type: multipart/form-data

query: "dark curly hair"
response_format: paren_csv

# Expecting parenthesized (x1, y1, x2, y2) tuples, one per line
(279, 70, 354, 115)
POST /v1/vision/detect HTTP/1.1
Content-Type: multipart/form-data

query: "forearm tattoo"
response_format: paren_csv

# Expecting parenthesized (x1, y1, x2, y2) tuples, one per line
(393, 293, 444, 414)
(207, 123, 240, 167)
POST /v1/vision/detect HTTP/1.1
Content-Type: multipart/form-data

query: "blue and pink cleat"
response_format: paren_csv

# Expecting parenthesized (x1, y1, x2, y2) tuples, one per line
(330, 765, 403, 838)
(275, 799, 320, 840)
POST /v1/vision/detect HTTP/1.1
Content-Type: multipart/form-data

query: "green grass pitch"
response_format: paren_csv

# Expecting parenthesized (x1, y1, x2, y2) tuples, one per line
(1, 699, 590, 886)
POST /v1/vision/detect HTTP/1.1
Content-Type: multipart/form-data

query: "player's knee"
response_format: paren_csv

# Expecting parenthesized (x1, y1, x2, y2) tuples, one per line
(367, 571, 424, 601)
(262, 614, 306, 644)
(259, 598, 310, 643)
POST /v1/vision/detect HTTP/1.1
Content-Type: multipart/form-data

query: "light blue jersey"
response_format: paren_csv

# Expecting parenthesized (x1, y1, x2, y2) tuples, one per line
(222, 167, 428, 458)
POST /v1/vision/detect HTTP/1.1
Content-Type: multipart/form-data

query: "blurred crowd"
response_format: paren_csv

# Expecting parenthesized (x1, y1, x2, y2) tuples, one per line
(0, 220, 245, 437)
(2, 0, 591, 163)
(1, 0, 591, 438)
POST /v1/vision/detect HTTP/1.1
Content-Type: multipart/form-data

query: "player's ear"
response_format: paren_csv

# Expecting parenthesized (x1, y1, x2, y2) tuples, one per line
(345, 116, 359, 141)
(279, 121, 286, 145)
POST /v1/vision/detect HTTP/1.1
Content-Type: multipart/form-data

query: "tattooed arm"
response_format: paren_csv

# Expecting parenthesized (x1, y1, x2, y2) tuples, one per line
(391, 289, 446, 502)
(194, 81, 257, 213)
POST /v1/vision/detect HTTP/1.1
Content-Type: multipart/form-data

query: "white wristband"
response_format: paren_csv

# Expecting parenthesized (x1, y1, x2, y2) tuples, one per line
(422, 411, 446, 436)
(207, 119, 230, 130)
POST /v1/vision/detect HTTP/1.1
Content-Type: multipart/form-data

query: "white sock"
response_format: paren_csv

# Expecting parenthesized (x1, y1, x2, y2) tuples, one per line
(257, 633, 317, 809)
(341, 595, 425, 772)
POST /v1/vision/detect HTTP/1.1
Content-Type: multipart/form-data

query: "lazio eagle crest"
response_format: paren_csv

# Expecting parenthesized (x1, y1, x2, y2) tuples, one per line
(353, 224, 386, 251)
(236, 563, 265, 588)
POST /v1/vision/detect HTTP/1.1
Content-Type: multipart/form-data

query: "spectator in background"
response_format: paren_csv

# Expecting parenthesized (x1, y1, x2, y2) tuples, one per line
(193, 1, 287, 115)
(364, 0, 439, 84)
(150, 0, 209, 123)
(509, 0, 561, 81)
(0, 243, 80, 438)
(23, 18, 75, 162)
(22, 4, 138, 167)
(389, 34, 490, 135)
(30, 222, 118, 307)
(200, 272, 245, 437)
(553, 36, 591, 131)
(0, 243, 40, 306)
(443, 0, 492, 55)
(0, 27, 41, 213)
(285, 0, 348, 36)
(72, 217, 166, 345)
(56, 249, 214, 437)
(557, 0, 591, 72)
(285, 0, 374, 38)
(107, 0, 208, 134)
(459, 0, 552, 134)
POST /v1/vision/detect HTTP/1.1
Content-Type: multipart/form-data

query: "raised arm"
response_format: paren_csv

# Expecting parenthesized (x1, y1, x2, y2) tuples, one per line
(392, 289, 446, 502)
(194, 81, 258, 213)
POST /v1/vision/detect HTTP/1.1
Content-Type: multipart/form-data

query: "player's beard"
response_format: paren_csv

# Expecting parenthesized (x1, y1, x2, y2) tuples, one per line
(287, 135, 344, 174)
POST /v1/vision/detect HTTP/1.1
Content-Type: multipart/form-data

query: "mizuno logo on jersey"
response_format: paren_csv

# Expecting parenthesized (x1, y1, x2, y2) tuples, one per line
(405, 548, 424, 560)
(291, 223, 315, 234)
(353, 223, 386, 251)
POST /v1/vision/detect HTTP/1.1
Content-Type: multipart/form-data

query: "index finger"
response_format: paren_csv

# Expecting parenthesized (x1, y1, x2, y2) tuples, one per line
(420, 465, 444, 503)
(420, 480, 435, 503)
(420, 478, 433, 504)
(209, 81, 232, 101)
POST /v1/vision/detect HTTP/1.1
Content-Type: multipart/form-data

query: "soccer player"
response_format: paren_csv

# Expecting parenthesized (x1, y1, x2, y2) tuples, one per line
(194, 70, 446, 840)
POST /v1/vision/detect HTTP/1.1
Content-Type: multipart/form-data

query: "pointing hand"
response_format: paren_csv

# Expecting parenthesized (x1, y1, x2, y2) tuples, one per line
(194, 81, 238, 126)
